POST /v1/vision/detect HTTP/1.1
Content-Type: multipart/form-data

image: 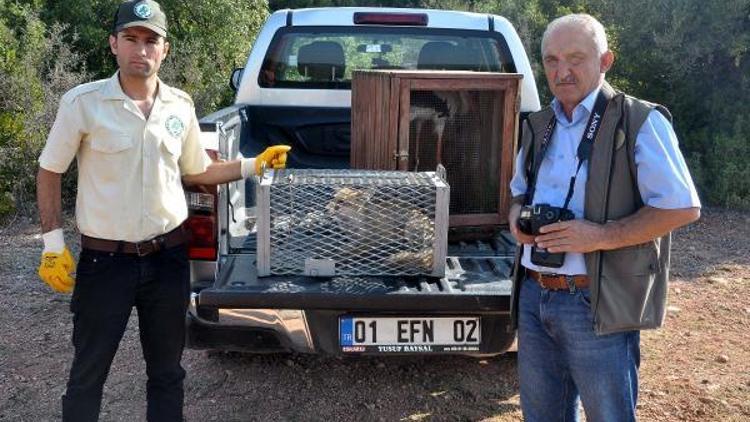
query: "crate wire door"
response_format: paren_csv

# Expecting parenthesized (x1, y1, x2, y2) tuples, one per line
(403, 77, 518, 227)
(256, 169, 449, 278)
(351, 70, 521, 228)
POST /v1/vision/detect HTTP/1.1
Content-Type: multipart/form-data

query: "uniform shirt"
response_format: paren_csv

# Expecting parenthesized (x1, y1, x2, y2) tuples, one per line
(509, 85, 701, 275)
(39, 72, 212, 242)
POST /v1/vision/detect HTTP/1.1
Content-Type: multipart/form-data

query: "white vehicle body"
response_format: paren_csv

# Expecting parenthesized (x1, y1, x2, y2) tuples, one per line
(189, 7, 541, 356)
(232, 7, 540, 111)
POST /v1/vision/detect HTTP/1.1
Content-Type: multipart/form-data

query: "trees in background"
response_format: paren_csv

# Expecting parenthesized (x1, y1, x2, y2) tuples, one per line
(271, 0, 750, 209)
(0, 0, 269, 217)
(0, 1, 89, 216)
(0, 0, 748, 220)
(599, 0, 750, 208)
(40, 0, 269, 113)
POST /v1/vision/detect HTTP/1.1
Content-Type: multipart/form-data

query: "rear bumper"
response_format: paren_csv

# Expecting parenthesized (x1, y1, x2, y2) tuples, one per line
(186, 292, 515, 355)
(187, 239, 517, 355)
(186, 294, 315, 353)
(198, 281, 511, 311)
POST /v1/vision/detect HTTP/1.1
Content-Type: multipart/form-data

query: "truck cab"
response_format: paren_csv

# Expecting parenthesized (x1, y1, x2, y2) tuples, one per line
(186, 7, 540, 355)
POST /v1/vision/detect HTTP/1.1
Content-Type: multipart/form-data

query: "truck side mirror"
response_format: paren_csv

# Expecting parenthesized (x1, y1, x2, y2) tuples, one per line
(230, 68, 244, 91)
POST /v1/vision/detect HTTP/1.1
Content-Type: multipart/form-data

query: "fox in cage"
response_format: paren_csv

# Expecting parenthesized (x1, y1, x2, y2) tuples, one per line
(324, 186, 435, 271)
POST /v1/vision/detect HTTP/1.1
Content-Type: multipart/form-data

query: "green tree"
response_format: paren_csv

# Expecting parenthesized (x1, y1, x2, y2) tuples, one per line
(270, 0, 750, 208)
(598, 0, 750, 207)
(158, 0, 269, 113)
(0, 0, 89, 218)
(0, 0, 270, 220)
(2, 0, 748, 216)
(39, 0, 270, 114)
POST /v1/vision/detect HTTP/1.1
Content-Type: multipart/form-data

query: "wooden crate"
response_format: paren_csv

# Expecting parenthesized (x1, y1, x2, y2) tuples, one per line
(351, 70, 522, 229)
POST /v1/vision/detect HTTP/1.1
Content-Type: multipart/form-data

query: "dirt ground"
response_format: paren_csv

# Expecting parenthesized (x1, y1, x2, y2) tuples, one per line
(0, 208, 748, 421)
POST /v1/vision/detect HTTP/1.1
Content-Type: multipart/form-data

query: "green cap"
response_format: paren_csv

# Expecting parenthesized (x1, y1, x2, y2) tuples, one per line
(113, 0, 167, 38)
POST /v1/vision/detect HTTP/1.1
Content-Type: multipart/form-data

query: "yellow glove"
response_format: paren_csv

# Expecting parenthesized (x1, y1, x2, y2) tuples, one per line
(38, 247, 76, 294)
(254, 145, 292, 175)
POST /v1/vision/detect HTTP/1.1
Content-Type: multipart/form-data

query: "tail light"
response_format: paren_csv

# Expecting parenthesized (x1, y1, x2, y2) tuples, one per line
(185, 210, 217, 260)
(185, 149, 219, 261)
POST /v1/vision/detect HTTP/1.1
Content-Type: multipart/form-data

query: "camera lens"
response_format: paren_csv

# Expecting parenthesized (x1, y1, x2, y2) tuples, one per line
(544, 211, 555, 220)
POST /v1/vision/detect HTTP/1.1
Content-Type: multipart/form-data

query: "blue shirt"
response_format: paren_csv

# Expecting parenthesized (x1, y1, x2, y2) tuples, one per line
(509, 85, 701, 275)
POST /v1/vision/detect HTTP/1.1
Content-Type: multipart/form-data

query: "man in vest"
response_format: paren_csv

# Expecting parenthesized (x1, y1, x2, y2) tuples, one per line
(508, 14, 701, 421)
(36, 1, 289, 420)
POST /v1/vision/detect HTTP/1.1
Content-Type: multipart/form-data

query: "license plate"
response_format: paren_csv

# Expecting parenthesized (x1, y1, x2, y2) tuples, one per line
(339, 316, 481, 353)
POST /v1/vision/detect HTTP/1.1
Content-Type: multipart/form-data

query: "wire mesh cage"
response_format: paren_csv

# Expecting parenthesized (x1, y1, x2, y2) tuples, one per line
(256, 168, 449, 277)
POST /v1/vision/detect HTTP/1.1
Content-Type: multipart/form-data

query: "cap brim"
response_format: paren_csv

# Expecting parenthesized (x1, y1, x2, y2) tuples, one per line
(116, 21, 166, 38)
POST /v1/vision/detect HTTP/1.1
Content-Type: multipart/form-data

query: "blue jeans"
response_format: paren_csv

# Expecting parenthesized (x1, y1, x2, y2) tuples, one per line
(517, 276, 640, 422)
(62, 244, 190, 422)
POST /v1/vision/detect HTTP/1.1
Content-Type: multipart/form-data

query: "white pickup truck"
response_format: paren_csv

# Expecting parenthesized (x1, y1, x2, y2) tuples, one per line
(184, 7, 541, 355)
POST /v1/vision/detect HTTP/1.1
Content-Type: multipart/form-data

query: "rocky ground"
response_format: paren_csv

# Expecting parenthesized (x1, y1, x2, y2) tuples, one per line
(0, 208, 748, 421)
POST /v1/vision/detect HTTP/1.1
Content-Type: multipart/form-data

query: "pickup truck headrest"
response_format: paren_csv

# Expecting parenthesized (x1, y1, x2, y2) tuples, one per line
(297, 41, 346, 81)
(417, 41, 476, 71)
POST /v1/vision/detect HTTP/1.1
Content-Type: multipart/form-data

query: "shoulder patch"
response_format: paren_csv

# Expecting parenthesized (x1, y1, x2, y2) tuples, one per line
(165, 115, 186, 138)
(61, 79, 108, 104)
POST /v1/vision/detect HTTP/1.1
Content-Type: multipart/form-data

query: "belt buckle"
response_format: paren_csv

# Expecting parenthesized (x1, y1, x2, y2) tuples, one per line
(134, 241, 147, 257)
(135, 239, 158, 257)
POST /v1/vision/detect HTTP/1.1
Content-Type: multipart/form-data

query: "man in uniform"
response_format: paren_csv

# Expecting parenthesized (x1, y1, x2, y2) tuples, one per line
(508, 14, 701, 421)
(35, 1, 289, 420)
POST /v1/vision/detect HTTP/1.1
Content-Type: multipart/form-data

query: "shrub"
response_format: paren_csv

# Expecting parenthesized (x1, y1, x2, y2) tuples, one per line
(0, 3, 89, 220)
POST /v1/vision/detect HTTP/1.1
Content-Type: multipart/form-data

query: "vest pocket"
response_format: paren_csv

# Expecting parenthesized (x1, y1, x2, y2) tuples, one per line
(596, 240, 666, 332)
(598, 273, 662, 332)
(601, 241, 659, 276)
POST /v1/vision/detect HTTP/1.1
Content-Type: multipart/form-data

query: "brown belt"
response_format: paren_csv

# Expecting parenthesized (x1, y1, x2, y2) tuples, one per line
(527, 269, 590, 291)
(81, 226, 187, 257)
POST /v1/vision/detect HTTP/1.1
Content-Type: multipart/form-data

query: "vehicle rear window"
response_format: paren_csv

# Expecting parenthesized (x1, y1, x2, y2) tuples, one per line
(259, 27, 515, 89)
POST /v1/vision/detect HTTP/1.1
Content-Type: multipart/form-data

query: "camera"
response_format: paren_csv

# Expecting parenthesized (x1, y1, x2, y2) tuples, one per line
(517, 203, 575, 268)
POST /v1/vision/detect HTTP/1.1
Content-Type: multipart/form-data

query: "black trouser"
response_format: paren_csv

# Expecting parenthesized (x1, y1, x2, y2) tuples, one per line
(62, 244, 190, 422)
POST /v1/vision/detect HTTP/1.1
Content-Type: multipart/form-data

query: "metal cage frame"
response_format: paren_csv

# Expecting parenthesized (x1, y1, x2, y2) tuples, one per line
(256, 168, 449, 277)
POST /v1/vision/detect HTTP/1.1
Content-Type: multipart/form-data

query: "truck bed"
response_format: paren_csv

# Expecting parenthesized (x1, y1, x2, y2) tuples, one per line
(198, 231, 516, 310)
(190, 231, 517, 354)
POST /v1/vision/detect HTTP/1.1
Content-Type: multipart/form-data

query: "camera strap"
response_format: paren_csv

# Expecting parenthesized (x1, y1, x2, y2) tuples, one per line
(526, 91, 609, 210)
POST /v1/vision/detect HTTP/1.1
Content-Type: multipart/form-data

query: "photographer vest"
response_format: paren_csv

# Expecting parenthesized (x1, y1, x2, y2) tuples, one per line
(511, 82, 673, 335)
